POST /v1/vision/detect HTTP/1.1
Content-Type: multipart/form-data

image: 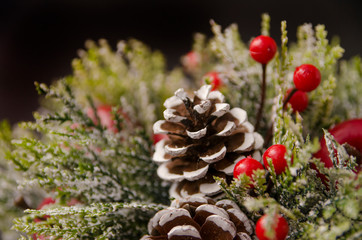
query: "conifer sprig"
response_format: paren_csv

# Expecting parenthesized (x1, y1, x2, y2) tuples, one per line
(13, 202, 166, 239)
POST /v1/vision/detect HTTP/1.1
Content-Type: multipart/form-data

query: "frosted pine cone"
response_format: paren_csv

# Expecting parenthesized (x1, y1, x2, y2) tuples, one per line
(153, 85, 264, 198)
(141, 197, 253, 240)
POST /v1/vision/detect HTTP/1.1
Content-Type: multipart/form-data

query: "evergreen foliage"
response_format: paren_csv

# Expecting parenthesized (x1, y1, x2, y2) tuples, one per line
(0, 14, 360, 239)
(0, 121, 22, 240)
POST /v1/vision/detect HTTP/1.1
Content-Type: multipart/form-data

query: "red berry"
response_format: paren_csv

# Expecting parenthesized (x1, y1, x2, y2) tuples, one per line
(293, 64, 321, 92)
(203, 71, 223, 91)
(263, 144, 289, 175)
(87, 105, 130, 133)
(314, 119, 362, 170)
(249, 35, 277, 64)
(256, 214, 289, 240)
(37, 197, 56, 210)
(182, 51, 200, 71)
(87, 105, 114, 129)
(285, 88, 308, 112)
(152, 134, 169, 145)
(233, 156, 264, 186)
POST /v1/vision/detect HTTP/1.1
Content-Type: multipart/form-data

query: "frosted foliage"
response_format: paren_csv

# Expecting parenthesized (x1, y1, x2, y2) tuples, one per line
(7, 76, 170, 239)
(3, 15, 362, 240)
(70, 39, 184, 135)
(14, 202, 166, 239)
(333, 58, 362, 119)
(209, 21, 269, 127)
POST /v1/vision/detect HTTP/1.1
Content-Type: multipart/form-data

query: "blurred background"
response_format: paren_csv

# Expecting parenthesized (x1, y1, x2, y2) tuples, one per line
(1, 0, 361, 124)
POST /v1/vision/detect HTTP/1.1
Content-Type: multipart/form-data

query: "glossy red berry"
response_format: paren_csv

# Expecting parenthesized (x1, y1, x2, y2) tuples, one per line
(203, 71, 223, 91)
(256, 214, 289, 240)
(233, 156, 264, 186)
(285, 88, 308, 112)
(293, 64, 321, 92)
(314, 119, 362, 170)
(249, 35, 277, 64)
(263, 144, 289, 175)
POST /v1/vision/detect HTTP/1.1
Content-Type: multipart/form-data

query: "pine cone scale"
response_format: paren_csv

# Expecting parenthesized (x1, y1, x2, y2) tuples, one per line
(199, 143, 226, 163)
(213, 154, 244, 175)
(200, 215, 236, 240)
(168, 226, 202, 240)
(154, 120, 186, 135)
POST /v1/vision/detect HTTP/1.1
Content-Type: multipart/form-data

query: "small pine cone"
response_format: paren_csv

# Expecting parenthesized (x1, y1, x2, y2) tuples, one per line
(141, 197, 253, 240)
(153, 85, 264, 198)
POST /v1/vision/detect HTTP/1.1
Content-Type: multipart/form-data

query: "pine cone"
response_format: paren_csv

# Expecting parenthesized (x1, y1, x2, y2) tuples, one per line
(141, 197, 253, 240)
(153, 85, 264, 198)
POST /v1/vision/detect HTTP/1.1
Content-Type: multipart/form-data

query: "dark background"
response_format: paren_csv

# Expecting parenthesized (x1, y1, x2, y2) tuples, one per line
(1, 0, 361, 124)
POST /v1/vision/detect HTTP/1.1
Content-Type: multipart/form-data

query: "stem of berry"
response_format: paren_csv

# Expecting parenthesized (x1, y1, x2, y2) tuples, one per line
(283, 87, 297, 109)
(255, 64, 267, 131)
(264, 125, 274, 148)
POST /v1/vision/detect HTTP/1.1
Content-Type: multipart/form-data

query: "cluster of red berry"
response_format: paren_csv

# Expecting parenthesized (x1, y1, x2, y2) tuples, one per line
(169, 36, 361, 240)
(232, 122, 362, 239)
(233, 143, 290, 240)
(249, 35, 321, 113)
(286, 64, 321, 112)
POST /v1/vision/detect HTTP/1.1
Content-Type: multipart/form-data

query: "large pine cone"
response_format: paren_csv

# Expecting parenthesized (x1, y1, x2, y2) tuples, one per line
(141, 197, 253, 240)
(153, 85, 264, 198)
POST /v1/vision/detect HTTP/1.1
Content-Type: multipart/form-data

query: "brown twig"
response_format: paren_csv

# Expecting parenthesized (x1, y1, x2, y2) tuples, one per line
(255, 64, 267, 132)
